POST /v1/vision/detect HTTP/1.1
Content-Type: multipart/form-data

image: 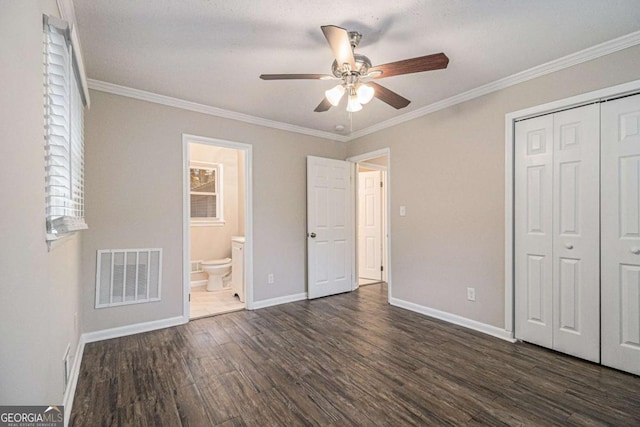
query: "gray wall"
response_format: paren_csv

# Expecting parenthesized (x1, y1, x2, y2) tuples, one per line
(0, 1, 83, 404)
(82, 91, 346, 332)
(347, 44, 640, 328)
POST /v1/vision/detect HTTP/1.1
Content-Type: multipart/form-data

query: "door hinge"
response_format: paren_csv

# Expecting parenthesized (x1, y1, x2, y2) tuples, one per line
(189, 293, 191, 302)
(380, 181, 383, 188)
(381, 265, 384, 272)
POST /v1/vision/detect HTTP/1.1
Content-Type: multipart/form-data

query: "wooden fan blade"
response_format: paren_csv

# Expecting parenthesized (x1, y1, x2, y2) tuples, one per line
(314, 98, 332, 112)
(260, 74, 333, 80)
(321, 25, 356, 70)
(369, 82, 411, 109)
(369, 53, 449, 78)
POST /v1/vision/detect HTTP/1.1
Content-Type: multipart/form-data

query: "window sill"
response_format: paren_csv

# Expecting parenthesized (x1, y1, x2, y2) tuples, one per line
(46, 216, 88, 250)
(46, 231, 76, 251)
(190, 220, 226, 227)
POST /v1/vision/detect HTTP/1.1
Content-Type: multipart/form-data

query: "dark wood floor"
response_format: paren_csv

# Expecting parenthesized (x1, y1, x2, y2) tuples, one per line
(70, 284, 640, 426)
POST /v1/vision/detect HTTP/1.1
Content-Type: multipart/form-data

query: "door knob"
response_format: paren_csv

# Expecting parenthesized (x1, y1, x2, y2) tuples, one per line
(565, 243, 574, 250)
(631, 247, 640, 255)
(309, 232, 316, 238)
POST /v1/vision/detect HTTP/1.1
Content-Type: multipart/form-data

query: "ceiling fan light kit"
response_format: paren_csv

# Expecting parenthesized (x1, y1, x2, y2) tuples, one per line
(356, 83, 375, 104)
(259, 25, 449, 114)
(325, 84, 346, 106)
(347, 89, 363, 112)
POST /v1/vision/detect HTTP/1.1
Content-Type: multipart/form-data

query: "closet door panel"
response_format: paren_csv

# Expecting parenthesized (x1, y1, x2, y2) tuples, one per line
(515, 115, 554, 348)
(552, 104, 600, 362)
(602, 94, 640, 375)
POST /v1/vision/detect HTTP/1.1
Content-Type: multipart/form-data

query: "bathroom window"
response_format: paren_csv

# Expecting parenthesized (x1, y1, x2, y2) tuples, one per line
(190, 162, 224, 225)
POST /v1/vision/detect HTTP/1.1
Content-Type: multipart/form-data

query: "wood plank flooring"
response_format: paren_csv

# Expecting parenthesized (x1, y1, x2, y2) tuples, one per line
(70, 284, 640, 426)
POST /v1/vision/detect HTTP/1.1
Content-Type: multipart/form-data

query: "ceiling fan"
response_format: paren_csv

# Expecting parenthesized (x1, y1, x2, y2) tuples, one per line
(259, 25, 449, 113)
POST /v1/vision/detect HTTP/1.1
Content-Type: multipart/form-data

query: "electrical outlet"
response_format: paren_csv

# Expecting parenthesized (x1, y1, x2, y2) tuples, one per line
(400, 205, 406, 216)
(467, 287, 476, 301)
(268, 273, 274, 284)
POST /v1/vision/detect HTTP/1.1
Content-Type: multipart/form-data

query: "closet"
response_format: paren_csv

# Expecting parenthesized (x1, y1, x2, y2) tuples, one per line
(515, 93, 640, 376)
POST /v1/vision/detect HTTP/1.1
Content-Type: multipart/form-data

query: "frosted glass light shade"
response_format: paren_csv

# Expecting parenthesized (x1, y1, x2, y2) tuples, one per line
(325, 84, 345, 106)
(356, 84, 374, 104)
(347, 94, 362, 112)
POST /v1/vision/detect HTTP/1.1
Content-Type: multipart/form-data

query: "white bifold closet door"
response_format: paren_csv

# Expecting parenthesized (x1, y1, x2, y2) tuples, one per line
(601, 94, 640, 376)
(515, 104, 600, 363)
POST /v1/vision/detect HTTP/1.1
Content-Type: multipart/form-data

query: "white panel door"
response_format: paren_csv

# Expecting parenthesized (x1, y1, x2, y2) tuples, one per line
(358, 171, 382, 281)
(601, 94, 640, 375)
(515, 114, 554, 348)
(307, 156, 353, 299)
(551, 104, 600, 362)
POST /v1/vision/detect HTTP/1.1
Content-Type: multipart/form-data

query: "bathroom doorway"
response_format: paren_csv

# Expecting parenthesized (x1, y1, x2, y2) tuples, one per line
(182, 135, 253, 320)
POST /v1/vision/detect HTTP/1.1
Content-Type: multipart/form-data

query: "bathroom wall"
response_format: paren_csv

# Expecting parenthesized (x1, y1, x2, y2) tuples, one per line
(190, 143, 242, 282)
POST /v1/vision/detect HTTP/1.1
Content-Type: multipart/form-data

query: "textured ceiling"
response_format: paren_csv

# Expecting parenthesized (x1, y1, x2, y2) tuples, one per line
(73, 0, 640, 136)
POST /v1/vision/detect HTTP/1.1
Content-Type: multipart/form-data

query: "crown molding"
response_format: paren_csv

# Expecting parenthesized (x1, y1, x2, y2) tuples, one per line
(348, 30, 640, 141)
(87, 80, 348, 143)
(87, 30, 640, 143)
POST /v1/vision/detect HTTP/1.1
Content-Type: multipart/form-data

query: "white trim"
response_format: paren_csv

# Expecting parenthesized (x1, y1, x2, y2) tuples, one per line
(357, 161, 387, 171)
(390, 297, 516, 343)
(87, 31, 640, 144)
(183, 134, 254, 320)
(189, 161, 224, 224)
(190, 280, 207, 288)
(89, 79, 347, 142)
(349, 31, 640, 141)
(56, 0, 90, 107)
(252, 292, 308, 309)
(85, 30, 640, 143)
(504, 78, 640, 336)
(347, 148, 391, 163)
(350, 163, 357, 290)
(62, 337, 84, 427)
(82, 316, 186, 344)
(347, 148, 392, 302)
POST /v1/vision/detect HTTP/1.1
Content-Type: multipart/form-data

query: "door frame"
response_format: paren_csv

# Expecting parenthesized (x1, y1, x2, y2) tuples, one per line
(182, 134, 254, 321)
(347, 148, 392, 301)
(356, 167, 387, 282)
(504, 79, 640, 337)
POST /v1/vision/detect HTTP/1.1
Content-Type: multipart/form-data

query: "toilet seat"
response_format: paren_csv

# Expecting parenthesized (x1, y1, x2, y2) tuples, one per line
(202, 258, 231, 266)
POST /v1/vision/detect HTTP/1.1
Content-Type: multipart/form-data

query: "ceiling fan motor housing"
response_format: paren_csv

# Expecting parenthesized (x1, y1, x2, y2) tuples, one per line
(331, 53, 372, 78)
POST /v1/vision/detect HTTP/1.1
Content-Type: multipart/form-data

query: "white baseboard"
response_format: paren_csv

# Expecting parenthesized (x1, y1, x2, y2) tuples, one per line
(190, 280, 207, 288)
(82, 316, 187, 344)
(252, 292, 308, 310)
(63, 315, 186, 425)
(62, 336, 85, 427)
(389, 297, 516, 343)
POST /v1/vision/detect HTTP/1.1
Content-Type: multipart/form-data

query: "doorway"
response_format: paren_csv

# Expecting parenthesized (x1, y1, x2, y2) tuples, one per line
(182, 134, 253, 321)
(348, 149, 390, 292)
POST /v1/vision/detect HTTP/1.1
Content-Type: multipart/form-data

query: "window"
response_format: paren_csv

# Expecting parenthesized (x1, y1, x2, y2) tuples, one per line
(190, 162, 224, 225)
(44, 15, 87, 240)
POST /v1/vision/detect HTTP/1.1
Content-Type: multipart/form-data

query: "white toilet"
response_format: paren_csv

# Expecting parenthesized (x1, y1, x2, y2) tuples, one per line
(201, 258, 232, 291)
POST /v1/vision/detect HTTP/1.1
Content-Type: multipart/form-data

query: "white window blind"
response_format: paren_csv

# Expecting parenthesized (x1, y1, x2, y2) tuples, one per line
(44, 16, 87, 239)
(190, 162, 224, 225)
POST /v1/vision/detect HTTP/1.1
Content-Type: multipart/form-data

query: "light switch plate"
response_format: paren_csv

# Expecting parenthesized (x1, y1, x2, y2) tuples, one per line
(400, 206, 406, 216)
